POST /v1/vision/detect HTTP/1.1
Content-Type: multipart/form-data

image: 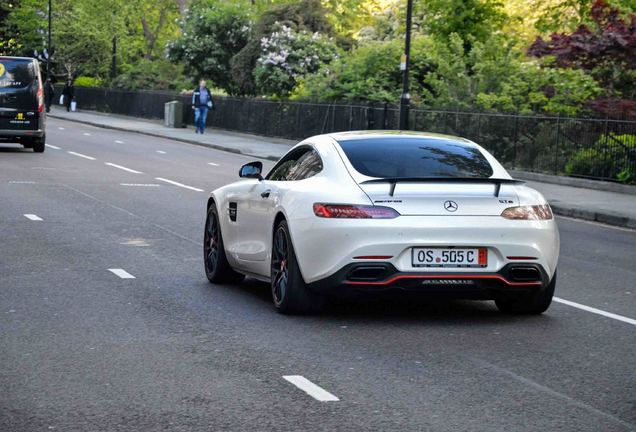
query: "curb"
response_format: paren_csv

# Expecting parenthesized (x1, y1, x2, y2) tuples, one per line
(49, 113, 635, 230)
(48, 113, 281, 162)
(510, 170, 636, 196)
(550, 203, 636, 229)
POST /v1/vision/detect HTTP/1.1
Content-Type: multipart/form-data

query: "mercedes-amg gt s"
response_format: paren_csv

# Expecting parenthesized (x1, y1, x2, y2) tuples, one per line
(203, 131, 559, 315)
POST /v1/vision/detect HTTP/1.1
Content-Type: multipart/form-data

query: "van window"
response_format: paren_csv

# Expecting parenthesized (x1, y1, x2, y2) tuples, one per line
(0, 59, 36, 90)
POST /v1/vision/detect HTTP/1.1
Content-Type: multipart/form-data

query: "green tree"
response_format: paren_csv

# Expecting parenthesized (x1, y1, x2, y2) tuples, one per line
(415, 0, 508, 48)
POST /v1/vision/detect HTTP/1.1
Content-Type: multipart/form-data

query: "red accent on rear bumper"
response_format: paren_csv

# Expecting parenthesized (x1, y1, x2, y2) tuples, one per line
(344, 274, 542, 287)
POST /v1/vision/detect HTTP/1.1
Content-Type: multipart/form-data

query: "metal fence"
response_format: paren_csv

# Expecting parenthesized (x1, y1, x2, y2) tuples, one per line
(67, 86, 636, 182)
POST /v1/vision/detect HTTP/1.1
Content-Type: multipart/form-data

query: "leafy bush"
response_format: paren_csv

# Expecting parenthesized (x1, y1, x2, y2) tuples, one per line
(295, 32, 602, 116)
(253, 23, 340, 97)
(565, 134, 636, 183)
(292, 37, 436, 103)
(230, 0, 334, 95)
(168, 0, 252, 94)
(110, 59, 190, 91)
(74, 76, 103, 87)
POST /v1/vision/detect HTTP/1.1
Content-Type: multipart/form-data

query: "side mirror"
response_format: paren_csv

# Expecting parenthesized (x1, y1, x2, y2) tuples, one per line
(239, 161, 263, 180)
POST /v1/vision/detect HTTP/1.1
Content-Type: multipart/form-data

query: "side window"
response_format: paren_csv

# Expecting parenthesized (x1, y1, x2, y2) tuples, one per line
(266, 148, 323, 181)
(287, 150, 323, 181)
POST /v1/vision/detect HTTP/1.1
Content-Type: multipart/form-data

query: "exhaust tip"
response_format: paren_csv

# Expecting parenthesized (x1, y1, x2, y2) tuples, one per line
(509, 267, 541, 282)
(347, 265, 388, 282)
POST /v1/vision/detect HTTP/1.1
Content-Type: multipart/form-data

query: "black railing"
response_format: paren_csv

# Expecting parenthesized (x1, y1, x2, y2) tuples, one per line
(65, 86, 636, 183)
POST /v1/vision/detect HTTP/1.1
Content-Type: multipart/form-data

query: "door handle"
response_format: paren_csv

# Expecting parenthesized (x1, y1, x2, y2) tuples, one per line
(261, 190, 271, 198)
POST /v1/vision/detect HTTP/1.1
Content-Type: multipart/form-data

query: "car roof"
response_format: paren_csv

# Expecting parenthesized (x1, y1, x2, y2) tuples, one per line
(0, 56, 36, 62)
(327, 130, 475, 146)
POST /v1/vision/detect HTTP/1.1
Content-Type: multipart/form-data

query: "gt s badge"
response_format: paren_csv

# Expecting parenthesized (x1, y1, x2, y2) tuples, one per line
(228, 202, 237, 221)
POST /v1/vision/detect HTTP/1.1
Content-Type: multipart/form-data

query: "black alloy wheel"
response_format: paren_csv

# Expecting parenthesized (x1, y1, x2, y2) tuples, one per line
(203, 205, 244, 284)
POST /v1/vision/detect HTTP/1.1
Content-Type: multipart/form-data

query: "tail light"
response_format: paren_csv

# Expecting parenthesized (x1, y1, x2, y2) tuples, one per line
(313, 203, 400, 219)
(37, 87, 44, 113)
(501, 205, 553, 220)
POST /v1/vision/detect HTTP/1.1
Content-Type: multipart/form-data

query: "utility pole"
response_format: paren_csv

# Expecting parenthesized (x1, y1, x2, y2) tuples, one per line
(399, 0, 413, 130)
(47, 0, 52, 79)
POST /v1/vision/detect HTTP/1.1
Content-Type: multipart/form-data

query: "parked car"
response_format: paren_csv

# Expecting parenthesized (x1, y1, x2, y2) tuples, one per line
(203, 131, 560, 315)
(0, 56, 46, 152)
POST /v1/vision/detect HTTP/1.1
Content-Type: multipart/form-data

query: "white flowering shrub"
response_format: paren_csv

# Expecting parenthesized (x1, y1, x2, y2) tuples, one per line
(253, 23, 340, 97)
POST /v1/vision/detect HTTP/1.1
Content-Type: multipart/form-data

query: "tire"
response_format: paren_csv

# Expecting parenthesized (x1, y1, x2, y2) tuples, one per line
(204, 204, 244, 284)
(33, 135, 45, 153)
(271, 220, 324, 314)
(495, 271, 556, 315)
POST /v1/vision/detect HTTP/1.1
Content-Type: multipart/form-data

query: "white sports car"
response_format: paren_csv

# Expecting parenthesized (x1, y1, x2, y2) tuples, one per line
(204, 131, 559, 315)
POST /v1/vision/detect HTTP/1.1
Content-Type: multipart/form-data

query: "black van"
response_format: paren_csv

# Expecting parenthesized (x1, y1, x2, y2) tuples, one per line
(0, 56, 46, 152)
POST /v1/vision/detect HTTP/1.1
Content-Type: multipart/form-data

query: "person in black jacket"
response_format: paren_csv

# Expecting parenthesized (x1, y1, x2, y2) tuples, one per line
(44, 78, 55, 113)
(191, 79, 214, 134)
(62, 79, 74, 112)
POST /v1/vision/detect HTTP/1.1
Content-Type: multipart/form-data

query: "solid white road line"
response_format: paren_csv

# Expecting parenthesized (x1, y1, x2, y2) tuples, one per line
(67, 151, 96, 161)
(208, 162, 219, 166)
(156, 150, 166, 154)
(105, 162, 143, 174)
(115, 140, 125, 144)
(108, 268, 135, 279)
(120, 183, 160, 187)
(45, 144, 61, 150)
(282, 376, 339, 402)
(554, 297, 636, 326)
(155, 177, 203, 192)
(24, 214, 43, 221)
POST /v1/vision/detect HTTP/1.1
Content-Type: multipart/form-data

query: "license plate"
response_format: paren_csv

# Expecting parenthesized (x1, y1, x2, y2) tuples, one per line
(411, 247, 487, 268)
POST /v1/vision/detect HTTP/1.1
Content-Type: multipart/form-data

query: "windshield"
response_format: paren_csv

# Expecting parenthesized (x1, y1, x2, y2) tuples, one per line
(0, 59, 36, 91)
(337, 137, 494, 179)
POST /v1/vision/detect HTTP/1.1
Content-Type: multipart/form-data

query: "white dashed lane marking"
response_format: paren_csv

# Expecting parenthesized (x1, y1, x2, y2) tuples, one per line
(108, 269, 135, 279)
(67, 151, 96, 161)
(554, 297, 636, 326)
(83, 132, 91, 136)
(45, 144, 61, 149)
(120, 183, 160, 187)
(57, 127, 65, 130)
(24, 214, 43, 221)
(105, 162, 143, 174)
(282, 376, 339, 402)
(115, 140, 125, 144)
(208, 162, 219, 166)
(155, 177, 203, 192)
(156, 150, 166, 154)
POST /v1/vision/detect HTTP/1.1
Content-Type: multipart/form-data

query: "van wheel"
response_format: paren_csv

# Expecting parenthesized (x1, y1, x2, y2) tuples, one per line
(33, 135, 45, 153)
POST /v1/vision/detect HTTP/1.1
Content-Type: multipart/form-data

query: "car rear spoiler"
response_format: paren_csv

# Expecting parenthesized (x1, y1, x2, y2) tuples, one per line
(360, 177, 525, 197)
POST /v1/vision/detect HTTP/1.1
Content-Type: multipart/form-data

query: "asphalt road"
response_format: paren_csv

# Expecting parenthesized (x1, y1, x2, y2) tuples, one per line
(1, 118, 635, 432)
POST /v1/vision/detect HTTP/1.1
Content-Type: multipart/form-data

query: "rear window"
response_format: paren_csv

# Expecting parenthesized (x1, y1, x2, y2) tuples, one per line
(337, 137, 494, 178)
(0, 59, 36, 90)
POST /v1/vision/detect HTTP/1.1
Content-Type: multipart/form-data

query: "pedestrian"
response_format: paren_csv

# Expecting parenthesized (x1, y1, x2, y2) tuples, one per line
(192, 79, 213, 134)
(44, 78, 55, 113)
(62, 79, 74, 112)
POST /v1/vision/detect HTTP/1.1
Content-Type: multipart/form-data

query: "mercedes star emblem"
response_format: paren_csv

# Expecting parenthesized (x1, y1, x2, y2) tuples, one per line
(444, 200, 458, 212)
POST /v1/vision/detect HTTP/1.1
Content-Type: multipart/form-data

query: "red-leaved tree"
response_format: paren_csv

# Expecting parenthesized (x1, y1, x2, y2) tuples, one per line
(529, 0, 636, 118)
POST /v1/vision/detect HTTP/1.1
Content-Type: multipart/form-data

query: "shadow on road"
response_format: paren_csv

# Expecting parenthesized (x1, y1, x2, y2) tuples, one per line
(213, 278, 549, 327)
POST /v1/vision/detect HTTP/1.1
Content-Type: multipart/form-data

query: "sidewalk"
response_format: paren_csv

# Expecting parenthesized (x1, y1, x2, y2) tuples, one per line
(48, 107, 636, 229)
